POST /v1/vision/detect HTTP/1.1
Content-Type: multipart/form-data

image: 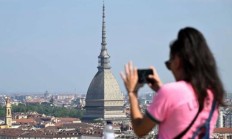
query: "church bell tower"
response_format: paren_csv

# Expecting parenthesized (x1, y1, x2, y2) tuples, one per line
(5, 97, 12, 128)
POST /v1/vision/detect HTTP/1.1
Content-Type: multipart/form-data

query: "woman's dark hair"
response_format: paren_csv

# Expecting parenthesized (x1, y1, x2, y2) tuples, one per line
(170, 27, 225, 108)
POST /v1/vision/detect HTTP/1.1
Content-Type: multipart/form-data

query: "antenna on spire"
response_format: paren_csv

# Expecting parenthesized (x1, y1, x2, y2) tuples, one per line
(98, 0, 111, 70)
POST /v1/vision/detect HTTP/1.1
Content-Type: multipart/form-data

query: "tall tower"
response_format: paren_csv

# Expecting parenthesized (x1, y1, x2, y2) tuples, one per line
(83, 3, 126, 121)
(5, 97, 12, 127)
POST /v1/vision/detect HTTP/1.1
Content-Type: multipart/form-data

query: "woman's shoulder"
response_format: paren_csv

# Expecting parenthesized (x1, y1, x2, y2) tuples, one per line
(157, 81, 194, 98)
(160, 80, 191, 91)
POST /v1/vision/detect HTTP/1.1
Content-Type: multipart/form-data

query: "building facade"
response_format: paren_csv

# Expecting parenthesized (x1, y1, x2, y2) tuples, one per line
(83, 3, 125, 121)
(0, 97, 12, 129)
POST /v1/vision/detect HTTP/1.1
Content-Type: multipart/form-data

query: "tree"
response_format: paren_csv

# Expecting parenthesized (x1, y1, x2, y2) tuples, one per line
(11, 103, 84, 118)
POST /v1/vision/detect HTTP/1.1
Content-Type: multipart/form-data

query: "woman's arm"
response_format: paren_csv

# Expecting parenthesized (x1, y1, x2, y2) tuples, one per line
(120, 61, 161, 137)
(128, 92, 156, 137)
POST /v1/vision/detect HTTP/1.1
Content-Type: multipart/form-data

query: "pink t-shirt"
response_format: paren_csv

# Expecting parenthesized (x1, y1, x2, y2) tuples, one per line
(146, 81, 218, 139)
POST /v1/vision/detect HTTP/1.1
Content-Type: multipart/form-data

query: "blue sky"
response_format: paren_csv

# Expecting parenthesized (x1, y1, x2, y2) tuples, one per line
(0, 0, 231, 94)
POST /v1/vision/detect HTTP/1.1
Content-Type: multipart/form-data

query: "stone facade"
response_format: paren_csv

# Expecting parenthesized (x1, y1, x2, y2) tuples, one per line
(84, 70, 125, 120)
(83, 4, 126, 121)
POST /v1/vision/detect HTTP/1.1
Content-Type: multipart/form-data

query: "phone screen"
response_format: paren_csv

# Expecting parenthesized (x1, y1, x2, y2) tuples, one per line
(137, 69, 153, 84)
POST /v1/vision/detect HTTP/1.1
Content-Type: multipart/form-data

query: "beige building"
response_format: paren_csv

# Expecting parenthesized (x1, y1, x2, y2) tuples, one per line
(0, 97, 12, 129)
(83, 3, 125, 121)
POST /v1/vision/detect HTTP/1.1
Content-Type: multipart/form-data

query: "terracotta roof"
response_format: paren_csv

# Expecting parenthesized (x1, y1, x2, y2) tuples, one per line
(15, 118, 35, 124)
(26, 98, 44, 103)
(57, 117, 80, 123)
(62, 123, 94, 128)
(0, 128, 80, 137)
(0, 122, 105, 137)
(0, 129, 24, 137)
(214, 128, 232, 133)
(54, 122, 63, 127)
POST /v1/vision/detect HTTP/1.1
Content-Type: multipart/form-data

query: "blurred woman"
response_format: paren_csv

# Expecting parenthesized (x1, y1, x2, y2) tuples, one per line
(120, 27, 225, 138)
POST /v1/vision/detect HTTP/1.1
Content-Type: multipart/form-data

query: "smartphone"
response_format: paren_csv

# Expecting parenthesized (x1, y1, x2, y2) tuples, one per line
(137, 69, 154, 84)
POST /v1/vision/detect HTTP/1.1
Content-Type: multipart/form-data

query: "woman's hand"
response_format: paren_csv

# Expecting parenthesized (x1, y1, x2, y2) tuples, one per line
(121, 62, 157, 138)
(120, 61, 140, 96)
(148, 66, 163, 92)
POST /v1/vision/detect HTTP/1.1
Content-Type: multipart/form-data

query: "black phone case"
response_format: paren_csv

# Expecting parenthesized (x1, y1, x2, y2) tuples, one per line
(137, 69, 153, 84)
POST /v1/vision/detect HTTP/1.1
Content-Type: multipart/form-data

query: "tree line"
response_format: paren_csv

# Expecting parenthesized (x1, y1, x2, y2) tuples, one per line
(0, 103, 84, 118)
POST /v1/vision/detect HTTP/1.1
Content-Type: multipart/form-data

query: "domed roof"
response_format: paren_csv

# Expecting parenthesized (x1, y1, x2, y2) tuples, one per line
(85, 69, 124, 107)
(82, 3, 126, 121)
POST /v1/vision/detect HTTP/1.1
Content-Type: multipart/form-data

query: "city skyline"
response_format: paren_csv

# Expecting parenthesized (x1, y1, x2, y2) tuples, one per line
(0, 0, 231, 94)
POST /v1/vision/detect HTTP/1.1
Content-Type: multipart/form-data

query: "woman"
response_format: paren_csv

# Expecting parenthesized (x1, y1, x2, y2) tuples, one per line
(120, 27, 225, 138)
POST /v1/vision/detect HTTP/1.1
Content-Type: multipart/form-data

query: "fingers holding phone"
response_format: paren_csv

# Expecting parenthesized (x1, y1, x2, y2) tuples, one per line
(137, 69, 153, 84)
(121, 62, 162, 94)
(148, 66, 163, 92)
(120, 61, 139, 95)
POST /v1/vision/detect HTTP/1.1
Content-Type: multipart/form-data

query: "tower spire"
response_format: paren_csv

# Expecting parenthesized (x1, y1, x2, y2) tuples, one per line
(5, 97, 12, 128)
(98, 1, 111, 70)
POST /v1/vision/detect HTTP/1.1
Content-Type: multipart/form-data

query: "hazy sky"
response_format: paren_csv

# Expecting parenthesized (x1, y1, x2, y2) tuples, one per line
(0, 0, 231, 94)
